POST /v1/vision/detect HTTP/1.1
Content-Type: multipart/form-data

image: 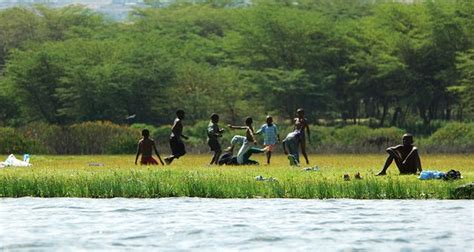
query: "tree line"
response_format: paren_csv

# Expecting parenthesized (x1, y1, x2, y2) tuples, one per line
(0, 0, 473, 128)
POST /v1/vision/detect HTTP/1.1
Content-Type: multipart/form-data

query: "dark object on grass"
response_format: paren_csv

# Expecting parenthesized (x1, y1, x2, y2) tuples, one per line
(355, 172, 362, 180)
(452, 183, 473, 199)
(343, 173, 350, 181)
(444, 170, 462, 180)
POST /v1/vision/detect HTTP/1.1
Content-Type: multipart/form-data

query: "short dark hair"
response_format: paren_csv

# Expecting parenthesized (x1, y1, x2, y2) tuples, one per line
(142, 129, 150, 137)
(176, 110, 185, 116)
(245, 117, 253, 125)
(403, 133, 414, 143)
(211, 113, 219, 120)
(403, 133, 413, 139)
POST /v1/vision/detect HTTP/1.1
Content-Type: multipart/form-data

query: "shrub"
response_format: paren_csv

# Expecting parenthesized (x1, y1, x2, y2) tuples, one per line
(0, 121, 472, 154)
(425, 122, 474, 152)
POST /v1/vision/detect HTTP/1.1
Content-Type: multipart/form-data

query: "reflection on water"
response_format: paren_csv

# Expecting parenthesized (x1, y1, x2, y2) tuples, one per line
(0, 198, 472, 251)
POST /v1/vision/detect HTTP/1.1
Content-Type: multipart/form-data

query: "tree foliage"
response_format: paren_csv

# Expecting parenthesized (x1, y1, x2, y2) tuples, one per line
(0, 0, 472, 127)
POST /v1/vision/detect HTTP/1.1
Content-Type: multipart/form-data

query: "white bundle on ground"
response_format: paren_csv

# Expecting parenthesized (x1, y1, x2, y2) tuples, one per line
(0, 154, 31, 168)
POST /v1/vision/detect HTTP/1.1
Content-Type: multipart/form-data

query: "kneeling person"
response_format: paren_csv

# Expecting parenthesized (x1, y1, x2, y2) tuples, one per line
(218, 135, 265, 165)
(377, 133, 422, 175)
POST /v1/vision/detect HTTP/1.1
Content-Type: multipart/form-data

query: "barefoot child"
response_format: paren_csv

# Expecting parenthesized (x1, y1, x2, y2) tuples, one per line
(135, 129, 165, 165)
(376, 133, 422, 175)
(256, 116, 280, 164)
(228, 117, 257, 165)
(208, 113, 224, 165)
(164, 110, 189, 165)
(294, 108, 310, 164)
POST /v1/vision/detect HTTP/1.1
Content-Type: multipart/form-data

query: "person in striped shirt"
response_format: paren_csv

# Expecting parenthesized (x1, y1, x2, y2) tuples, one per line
(256, 116, 280, 164)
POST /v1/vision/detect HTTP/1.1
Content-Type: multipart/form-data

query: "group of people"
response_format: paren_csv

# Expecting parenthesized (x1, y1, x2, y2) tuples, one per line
(135, 109, 423, 176)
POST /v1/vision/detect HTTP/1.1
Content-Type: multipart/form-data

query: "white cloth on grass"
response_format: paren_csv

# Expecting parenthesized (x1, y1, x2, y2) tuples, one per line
(0, 154, 31, 167)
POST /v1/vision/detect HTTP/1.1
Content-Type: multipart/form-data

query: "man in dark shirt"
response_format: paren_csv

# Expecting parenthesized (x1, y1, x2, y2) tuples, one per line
(376, 133, 422, 175)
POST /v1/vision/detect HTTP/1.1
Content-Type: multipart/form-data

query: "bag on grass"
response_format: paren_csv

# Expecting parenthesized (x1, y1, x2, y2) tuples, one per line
(444, 170, 462, 180)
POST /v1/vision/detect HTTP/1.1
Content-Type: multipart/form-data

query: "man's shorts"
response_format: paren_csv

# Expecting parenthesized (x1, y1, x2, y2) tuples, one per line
(208, 138, 221, 152)
(141, 156, 158, 165)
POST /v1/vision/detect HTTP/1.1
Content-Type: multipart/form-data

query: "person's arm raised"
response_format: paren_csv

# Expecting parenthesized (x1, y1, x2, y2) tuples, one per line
(228, 125, 247, 130)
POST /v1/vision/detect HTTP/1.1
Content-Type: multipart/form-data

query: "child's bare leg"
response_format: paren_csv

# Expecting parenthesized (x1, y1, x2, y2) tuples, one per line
(377, 149, 403, 175)
(266, 151, 271, 164)
(211, 150, 221, 165)
(300, 140, 309, 164)
(377, 155, 394, 175)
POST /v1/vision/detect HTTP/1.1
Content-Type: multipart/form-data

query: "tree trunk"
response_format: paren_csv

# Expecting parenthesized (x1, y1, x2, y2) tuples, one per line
(379, 102, 388, 127)
(391, 107, 401, 126)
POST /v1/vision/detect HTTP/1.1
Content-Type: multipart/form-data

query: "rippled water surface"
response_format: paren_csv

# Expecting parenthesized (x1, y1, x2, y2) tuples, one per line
(0, 198, 473, 251)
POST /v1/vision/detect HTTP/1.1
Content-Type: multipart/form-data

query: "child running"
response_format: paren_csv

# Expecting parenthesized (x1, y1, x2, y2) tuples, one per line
(228, 117, 257, 165)
(207, 113, 224, 165)
(256, 116, 280, 164)
(135, 129, 165, 165)
(164, 110, 189, 165)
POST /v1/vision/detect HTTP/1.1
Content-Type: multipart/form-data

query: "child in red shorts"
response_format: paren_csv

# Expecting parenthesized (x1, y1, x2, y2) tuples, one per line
(135, 129, 165, 165)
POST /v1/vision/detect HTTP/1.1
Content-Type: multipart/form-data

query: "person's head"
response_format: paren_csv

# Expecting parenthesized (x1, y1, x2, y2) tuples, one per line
(211, 113, 219, 123)
(176, 110, 185, 119)
(245, 117, 253, 126)
(297, 108, 305, 118)
(402, 133, 414, 146)
(266, 116, 273, 125)
(142, 129, 150, 139)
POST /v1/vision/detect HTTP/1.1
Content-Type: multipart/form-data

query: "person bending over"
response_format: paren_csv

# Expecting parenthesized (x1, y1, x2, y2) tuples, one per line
(376, 133, 422, 176)
(135, 129, 165, 165)
(282, 131, 301, 166)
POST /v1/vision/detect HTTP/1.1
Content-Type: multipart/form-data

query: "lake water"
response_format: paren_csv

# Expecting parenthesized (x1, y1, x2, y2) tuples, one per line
(0, 198, 472, 251)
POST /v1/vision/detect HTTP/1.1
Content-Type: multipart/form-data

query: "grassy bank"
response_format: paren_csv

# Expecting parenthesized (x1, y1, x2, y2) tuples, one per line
(0, 154, 472, 199)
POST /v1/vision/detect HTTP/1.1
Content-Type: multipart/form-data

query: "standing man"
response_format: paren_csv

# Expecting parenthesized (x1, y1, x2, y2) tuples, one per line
(294, 108, 310, 164)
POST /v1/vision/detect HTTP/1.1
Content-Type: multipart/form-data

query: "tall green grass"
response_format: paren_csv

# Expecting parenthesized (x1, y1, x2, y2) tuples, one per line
(0, 154, 471, 199)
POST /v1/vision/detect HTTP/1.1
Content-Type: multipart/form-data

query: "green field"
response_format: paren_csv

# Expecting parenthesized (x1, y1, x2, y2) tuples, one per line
(0, 154, 472, 199)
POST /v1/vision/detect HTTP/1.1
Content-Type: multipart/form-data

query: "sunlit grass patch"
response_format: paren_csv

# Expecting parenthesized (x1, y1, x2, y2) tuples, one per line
(0, 154, 472, 199)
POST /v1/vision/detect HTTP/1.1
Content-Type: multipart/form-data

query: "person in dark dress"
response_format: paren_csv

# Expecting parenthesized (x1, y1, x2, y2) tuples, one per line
(164, 110, 188, 165)
(376, 133, 423, 175)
